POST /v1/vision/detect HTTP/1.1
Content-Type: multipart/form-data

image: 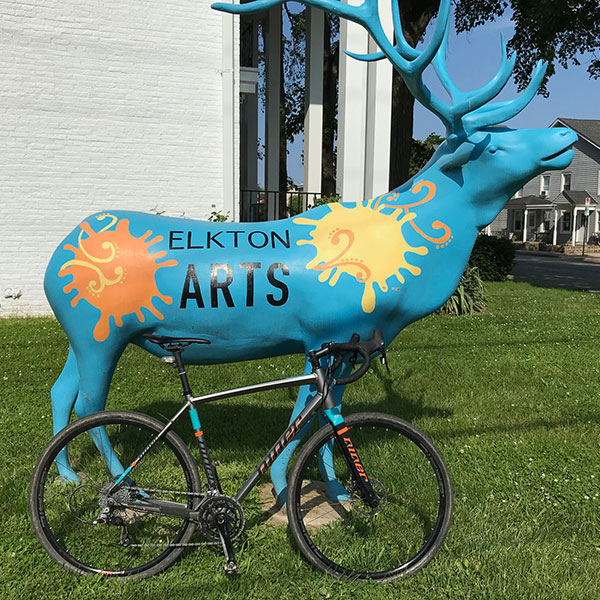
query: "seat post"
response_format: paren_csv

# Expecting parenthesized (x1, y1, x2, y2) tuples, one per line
(171, 348, 193, 397)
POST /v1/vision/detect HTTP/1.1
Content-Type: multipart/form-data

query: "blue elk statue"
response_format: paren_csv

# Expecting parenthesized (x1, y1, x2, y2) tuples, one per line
(45, 0, 576, 504)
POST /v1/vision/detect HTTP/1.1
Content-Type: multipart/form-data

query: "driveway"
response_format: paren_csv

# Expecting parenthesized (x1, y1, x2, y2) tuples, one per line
(510, 252, 600, 292)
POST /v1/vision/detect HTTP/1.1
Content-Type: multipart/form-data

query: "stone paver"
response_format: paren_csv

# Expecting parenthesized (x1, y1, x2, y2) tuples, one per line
(259, 481, 349, 529)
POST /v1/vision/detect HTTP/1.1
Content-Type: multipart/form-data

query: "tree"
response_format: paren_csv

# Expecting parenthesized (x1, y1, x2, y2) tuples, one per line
(454, 0, 600, 95)
(409, 133, 445, 178)
(388, 1, 440, 189)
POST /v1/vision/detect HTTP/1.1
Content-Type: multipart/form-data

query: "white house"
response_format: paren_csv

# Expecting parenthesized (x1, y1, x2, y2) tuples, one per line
(490, 118, 600, 245)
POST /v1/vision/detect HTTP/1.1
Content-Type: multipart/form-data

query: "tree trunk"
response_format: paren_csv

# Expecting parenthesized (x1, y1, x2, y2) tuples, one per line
(389, 73, 415, 190)
(279, 29, 288, 217)
(389, 1, 440, 189)
(321, 15, 339, 196)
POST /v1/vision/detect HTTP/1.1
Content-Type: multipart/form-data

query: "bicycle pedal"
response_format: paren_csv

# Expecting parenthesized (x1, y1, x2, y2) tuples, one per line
(223, 560, 239, 575)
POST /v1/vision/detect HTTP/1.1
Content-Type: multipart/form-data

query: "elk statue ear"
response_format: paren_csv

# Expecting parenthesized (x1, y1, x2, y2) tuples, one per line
(438, 142, 474, 174)
(438, 132, 492, 175)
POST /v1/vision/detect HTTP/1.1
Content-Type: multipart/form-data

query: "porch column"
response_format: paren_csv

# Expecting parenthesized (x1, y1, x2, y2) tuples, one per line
(363, 0, 392, 200)
(337, 1, 368, 202)
(571, 208, 576, 246)
(523, 209, 528, 242)
(221, 10, 237, 220)
(303, 7, 324, 196)
(265, 6, 281, 220)
(553, 209, 558, 245)
(595, 208, 599, 235)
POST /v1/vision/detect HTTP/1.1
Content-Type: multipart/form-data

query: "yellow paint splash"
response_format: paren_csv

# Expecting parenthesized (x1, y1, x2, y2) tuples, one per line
(60, 214, 178, 342)
(294, 200, 428, 313)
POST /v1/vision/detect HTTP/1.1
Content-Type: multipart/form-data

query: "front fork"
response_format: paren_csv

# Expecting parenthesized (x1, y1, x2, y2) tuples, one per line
(322, 405, 380, 509)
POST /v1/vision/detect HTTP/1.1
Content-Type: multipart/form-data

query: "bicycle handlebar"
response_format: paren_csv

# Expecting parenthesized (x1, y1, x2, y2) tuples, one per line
(327, 329, 385, 386)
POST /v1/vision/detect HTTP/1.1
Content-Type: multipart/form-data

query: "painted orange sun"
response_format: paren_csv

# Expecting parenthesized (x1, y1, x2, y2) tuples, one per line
(59, 214, 178, 342)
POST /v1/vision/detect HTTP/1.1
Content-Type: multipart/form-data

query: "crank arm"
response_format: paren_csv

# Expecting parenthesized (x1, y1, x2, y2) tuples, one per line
(215, 515, 239, 575)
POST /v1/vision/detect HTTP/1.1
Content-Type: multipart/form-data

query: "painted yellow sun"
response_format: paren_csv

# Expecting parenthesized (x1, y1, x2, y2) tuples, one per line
(294, 200, 429, 313)
(60, 214, 178, 342)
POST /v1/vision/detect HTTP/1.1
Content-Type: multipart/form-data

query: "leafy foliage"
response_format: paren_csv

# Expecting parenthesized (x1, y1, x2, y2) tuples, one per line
(309, 194, 341, 207)
(469, 234, 516, 281)
(438, 266, 486, 315)
(208, 205, 230, 222)
(455, 0, 600, 95)
(409, 133, 445, 178)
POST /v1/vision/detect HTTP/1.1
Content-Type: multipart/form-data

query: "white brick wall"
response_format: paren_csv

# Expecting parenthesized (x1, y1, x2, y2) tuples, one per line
(0, 0, 239, 316)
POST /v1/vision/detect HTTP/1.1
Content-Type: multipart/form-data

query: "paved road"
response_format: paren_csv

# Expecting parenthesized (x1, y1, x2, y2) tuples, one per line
(511, 252, 600, 292)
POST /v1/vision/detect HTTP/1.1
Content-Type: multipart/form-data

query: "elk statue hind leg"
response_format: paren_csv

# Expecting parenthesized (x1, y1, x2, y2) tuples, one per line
(50, 345, 80, 482)
(71, 338, 129, 478)
(51, 334, 128, 483)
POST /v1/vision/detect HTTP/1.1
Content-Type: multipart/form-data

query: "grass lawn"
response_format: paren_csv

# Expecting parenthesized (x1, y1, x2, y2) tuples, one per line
(1, 281, 599, 599)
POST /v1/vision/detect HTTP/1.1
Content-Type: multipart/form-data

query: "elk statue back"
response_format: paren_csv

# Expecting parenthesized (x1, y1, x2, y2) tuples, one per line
(45, 0, 576, 502)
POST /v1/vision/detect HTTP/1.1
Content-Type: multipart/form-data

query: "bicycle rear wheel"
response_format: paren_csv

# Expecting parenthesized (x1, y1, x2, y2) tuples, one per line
(287, 412, 453, 581)
(29, 410, 202, 578)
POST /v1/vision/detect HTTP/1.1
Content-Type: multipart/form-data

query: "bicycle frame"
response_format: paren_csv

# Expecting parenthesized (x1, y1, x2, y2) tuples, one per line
(108, 349, 379, 521)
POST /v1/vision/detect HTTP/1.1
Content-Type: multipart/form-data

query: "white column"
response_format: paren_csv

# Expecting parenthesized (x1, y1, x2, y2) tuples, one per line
(363, 2, 392, 200)
(221, 11, 237, 220)
(265, 6, 281, 219)
(595, 208, 599, 235)
(523, 209, 528, 242)
(553, 209, 558, 245)
(572, 208, 576, 246)
(303, 8, 324, 196)
(337, 0, 368, 202)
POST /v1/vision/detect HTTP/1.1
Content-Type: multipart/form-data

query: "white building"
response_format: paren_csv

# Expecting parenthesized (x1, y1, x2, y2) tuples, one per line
(0, 1, 394, 316)
(489, 118, 600, 246)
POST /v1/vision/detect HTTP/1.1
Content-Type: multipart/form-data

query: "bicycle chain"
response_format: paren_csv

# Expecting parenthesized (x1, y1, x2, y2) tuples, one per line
(125, 486, 204, 498)
(114, 487, 222, 548)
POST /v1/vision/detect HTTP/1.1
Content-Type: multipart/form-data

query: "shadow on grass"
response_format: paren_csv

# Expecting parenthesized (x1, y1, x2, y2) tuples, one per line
(397, 335, 595, 352)
(431, 412, 600, 442)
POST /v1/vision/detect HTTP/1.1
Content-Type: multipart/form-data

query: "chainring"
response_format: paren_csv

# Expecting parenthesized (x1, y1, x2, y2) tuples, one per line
(198, 495, 245, 541)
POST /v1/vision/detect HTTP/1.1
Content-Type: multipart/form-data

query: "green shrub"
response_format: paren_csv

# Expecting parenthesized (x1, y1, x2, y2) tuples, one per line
(438, 266, 486, 316)
(469, 234, 516, 281)
(310, 194, 341, 208)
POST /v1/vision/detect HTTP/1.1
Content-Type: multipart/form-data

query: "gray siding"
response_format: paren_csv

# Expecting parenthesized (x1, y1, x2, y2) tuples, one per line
(522, 133, 600, 202)
(494, 127, 600, 242)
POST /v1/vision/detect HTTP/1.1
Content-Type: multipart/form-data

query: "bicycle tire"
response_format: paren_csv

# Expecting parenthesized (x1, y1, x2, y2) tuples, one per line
(29, 410, 202, 578)
(286, 412, 453, 581)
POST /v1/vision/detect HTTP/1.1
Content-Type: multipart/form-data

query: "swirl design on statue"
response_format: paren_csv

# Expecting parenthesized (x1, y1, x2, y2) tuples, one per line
(376, 180, 452, 246)
(62, 220, 124, 295)
(312, 229, 372, 283)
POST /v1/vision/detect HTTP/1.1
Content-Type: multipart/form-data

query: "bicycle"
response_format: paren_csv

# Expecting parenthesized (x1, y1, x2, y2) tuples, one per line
(29, 329, 453, 581)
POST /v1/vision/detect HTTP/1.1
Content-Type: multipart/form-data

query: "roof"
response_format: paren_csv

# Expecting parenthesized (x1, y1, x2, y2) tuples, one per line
(508, 191, 598, 208)
(554, 118, 600, 149)
(507, 195, 553, 209)
(554, 190, 598, 206)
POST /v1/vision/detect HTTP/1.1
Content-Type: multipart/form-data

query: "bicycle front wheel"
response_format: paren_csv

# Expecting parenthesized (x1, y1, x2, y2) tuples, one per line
(29, 410, 202, 578)
(287, 412, 453, 581)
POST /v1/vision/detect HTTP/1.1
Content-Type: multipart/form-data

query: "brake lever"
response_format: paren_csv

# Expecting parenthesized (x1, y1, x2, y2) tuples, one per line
(379, 346, 391, 373)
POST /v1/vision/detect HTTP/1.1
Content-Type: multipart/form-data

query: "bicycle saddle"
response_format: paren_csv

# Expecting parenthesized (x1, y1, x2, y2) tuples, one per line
(143, 334, 211, 349)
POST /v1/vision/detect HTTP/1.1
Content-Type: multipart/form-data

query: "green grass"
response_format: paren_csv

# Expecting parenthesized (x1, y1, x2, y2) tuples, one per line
(1, 281, 600, 599)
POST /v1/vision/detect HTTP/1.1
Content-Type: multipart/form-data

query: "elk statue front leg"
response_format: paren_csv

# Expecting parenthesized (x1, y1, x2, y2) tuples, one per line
(270, 356, 352, 504)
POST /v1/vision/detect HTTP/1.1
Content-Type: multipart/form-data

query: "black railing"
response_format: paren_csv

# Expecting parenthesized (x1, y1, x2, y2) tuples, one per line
(240, 190, 329, 222)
